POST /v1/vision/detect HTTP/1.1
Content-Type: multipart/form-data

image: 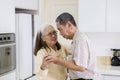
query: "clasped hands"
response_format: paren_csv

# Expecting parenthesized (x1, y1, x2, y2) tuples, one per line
(41, 53, 59, 70)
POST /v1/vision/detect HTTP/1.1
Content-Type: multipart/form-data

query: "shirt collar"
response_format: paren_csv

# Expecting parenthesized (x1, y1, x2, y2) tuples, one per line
(73, 29, 79, 41)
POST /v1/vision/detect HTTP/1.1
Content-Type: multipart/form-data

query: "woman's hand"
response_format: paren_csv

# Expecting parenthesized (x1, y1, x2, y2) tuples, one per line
(44, 54, 59, 64)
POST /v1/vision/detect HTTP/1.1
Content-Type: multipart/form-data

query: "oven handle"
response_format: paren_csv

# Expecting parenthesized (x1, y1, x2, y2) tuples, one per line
(0, 43, 16, 47)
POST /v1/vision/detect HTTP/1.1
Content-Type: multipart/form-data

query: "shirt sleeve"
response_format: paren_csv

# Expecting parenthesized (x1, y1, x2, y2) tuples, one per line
(35, 50, 44, 73)
(73, 39, 89, 68)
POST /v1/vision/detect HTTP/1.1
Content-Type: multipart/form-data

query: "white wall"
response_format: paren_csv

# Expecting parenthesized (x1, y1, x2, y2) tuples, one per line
(58, 32, 120, 57)
(87, 33, 120, 56)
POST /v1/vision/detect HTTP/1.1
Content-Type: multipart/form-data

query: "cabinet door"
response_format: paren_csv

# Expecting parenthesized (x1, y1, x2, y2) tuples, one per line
(102, 75, 120, 80)
(0, 71, 16, 80)
(16, 14, 33, 79)
(14, 0, 38, 11)
(0, 0, 15, 33)
(78, 0, 106, 32)
(107, 0, 120, 32)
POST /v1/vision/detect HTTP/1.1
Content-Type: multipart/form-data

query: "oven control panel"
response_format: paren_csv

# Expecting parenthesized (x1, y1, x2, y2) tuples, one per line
(0, 33, 15, 43)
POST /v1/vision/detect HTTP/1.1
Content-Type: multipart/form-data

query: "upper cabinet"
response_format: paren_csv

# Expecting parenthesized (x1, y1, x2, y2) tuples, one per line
(78, 0, 106, 32)
(0, 0, 15, 33)
(107, 0, 120, 32)
(78, 0, 120, 32)
(14, 0, 38, 11)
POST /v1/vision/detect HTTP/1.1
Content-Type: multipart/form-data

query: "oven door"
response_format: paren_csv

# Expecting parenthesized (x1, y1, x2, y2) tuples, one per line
(0, 43, 16, 75)
(0, 33, 16, 75)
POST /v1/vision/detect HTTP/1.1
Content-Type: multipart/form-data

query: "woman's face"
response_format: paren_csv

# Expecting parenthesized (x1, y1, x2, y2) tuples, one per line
(42, 26, 57, 46)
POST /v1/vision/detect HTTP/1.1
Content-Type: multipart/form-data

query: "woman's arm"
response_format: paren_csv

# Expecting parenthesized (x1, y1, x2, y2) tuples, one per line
(40, 58, 48, 70)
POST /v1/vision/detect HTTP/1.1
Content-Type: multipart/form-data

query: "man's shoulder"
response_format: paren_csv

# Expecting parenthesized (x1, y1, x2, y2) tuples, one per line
(76, 32, 88, 41)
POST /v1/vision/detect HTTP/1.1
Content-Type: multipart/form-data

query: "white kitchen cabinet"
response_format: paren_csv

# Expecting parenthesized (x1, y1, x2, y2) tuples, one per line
(14, 0, 38, 11)
(107, 0, 120, 32)
(0, 71, 16, 80)
(79, 0, 120, 32)
(78, 0, 106, 32)
(102, 75, 120, 80)
(0, 0, 15, 33)
(16, 14, 33, 80)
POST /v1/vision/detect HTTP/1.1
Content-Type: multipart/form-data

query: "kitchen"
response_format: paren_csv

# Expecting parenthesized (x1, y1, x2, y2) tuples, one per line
(0, 0, 120, 80)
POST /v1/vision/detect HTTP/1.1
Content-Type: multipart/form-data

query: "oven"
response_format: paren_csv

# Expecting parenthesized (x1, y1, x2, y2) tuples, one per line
(0, 33, 16, 75)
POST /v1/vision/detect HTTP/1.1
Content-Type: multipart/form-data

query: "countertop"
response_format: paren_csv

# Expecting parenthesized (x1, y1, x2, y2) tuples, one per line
(97, 65, 120, 76)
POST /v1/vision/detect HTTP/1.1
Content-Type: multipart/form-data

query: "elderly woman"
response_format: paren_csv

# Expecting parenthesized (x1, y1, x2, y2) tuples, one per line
(34, 24, 69, 80)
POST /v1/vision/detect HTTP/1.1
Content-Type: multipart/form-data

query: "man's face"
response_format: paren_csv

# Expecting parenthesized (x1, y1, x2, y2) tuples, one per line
(56, 22, 70, 39)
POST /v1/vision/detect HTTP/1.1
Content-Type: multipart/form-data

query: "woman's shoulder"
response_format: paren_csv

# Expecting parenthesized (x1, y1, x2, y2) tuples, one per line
(59, 44, 71, 55)
(60, 44, 70, 50)
(36, 48, 46, 56)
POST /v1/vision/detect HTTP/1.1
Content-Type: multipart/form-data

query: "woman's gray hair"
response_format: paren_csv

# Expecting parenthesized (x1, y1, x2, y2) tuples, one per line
(38, 24, 54, 35)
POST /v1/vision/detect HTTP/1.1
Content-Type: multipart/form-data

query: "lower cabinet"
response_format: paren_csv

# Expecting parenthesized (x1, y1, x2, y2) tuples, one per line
(102, 75, 120, 80)
(0, 71, 16, 80)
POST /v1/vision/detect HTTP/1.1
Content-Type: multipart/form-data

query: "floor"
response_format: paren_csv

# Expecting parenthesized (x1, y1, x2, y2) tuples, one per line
(26, 76, 39, 80)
